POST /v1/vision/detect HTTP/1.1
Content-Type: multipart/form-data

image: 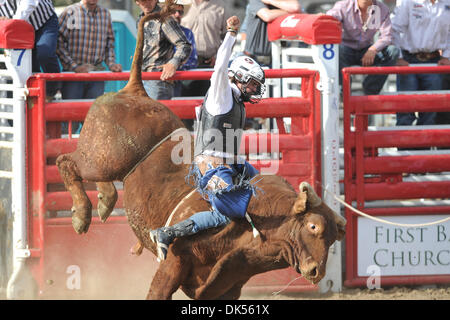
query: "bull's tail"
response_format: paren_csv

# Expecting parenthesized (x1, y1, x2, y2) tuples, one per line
(121, 0, 177, 96)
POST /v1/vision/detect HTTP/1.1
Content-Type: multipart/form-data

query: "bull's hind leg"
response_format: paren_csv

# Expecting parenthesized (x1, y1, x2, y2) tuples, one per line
(56, 154, 93, 234)
(96, 182, 118, 222)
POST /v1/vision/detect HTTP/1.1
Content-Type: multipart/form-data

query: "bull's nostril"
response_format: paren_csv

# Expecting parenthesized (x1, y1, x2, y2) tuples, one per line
(311, 267, 318, 278)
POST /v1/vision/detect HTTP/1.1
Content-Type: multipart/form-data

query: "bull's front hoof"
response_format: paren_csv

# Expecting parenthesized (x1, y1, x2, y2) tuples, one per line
(71, 207, 92, 234)
(97, 194, 114, 223)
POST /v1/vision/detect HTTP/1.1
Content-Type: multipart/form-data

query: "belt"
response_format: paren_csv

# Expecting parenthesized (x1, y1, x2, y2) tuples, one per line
(94, 63, 106, 71)
(406, 50, 440, 62)
(198, 56, 213, 67)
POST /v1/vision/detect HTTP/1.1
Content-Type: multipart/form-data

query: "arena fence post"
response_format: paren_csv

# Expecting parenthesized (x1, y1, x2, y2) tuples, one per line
(268, 13, 344, 292)
(0, 20, 34, 299)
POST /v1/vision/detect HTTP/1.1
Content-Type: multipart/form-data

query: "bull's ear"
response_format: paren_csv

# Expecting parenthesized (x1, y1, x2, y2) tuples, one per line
(291, 188, 308, 214)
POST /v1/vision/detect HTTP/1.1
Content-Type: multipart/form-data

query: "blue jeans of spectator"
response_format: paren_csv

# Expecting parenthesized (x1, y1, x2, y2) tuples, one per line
(396, 50, 442, 126)
(61, 81, 105, 134)
(339, 44, 399, 95)
(33, 14, 61, 96)
(189, 210, 230, 233)
(144, 80, 174, 100)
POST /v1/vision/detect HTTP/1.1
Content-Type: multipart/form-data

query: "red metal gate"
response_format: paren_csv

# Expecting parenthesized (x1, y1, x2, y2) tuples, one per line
(26, 68, 322, 298)
(343, 65, 450, 287)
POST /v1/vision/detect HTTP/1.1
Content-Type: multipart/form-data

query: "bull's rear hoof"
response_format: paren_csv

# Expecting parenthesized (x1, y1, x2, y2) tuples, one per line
(72, 215, 91, 234)
(130, 241, 144, 256)
(97, 191, 117, 223)
(97, 199, 113, 223)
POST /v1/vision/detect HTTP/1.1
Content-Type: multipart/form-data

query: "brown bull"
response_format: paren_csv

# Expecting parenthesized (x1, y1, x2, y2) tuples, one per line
(125, 139, 346, 299)
(56, 0, 346, 299)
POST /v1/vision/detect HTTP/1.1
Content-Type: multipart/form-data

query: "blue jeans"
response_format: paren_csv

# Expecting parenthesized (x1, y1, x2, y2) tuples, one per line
(61, 81, 105, 100)
(33, 14, 61, 96)
(189, 210, 230, 233)
(339, 44, 400, 95)
(143, 80, 174, 100)
(61, 81, 105, 134)
(396, 50, 442, 126)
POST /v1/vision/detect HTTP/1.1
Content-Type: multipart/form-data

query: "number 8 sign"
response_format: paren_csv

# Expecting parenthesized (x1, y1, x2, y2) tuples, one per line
(323, 44, 335, 60)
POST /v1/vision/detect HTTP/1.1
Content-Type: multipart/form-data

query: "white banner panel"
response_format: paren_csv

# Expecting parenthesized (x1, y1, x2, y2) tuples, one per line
(358, 215, 450, 276)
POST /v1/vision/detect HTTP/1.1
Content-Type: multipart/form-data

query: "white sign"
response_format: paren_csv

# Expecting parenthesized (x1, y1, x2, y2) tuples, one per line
(358, 215, 450, 276)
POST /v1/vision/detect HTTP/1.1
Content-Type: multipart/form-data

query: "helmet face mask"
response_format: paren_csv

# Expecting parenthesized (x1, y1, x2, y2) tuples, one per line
(228, 56, 266, 104)
(240, 78, 265, 104)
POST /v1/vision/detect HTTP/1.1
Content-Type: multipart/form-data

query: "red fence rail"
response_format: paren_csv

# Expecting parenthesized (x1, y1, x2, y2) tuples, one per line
(26, 68, 322, 298)
(342, 65, 450, 287)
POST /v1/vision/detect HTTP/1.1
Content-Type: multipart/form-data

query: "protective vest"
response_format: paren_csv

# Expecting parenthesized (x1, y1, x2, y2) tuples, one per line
(194, 90, 246, 157)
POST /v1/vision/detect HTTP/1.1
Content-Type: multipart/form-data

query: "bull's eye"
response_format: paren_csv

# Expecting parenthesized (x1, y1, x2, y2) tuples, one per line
(310, 223, 317, 231)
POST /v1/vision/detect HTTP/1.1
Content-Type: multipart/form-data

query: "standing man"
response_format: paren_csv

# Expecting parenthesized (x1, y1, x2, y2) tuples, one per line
(135, 0, 191, 100)
(181, 0, 228, 96)
(150, 16, 266, 261)
(57, 0, 122, 133)
(392, 0, 450, 127)
(166, 0, 198, 97)
(244, 0, 302, 66)
(327, 0, 399, 95)
(166, 0, 198, 130)
(0, 0, 61, 98)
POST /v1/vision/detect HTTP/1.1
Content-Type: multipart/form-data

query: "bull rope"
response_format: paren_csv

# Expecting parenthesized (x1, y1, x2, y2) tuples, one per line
(164, 189, 197, 227)
(123, 127, 189, 181)
(322, 186, 450, 228)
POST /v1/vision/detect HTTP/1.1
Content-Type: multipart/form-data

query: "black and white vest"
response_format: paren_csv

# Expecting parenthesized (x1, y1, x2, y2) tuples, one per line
(194, 89, 246, 158)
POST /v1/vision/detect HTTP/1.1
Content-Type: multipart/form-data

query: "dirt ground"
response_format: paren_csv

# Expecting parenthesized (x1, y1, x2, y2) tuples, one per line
(1, 284, 449, 300)
(168, 283, 450, 300)
(238, 285, 450, 300)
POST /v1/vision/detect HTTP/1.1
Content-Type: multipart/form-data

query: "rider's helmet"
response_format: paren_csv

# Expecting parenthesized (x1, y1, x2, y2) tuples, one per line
(228, 55, 266, 104)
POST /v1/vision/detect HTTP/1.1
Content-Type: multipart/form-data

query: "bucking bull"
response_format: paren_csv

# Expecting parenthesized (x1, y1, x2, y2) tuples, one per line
(56, 0, 346, 299)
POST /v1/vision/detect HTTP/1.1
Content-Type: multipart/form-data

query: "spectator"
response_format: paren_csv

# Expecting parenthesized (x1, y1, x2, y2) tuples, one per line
(135, 0, 191, 100)
(244, 0, 302, 67)
(181, 0, 228, 96)
(327, 0, 399, 95)
(0, 0, 61, 99)
(150, 16, 266, 261)
(166, 0, 198, 130)
(230, 3, 250, 61)
(392, 0, 450, 127)
(239, 3, 251, 51)
(167, 0, 198, 96)
(57, 0, 122, 134)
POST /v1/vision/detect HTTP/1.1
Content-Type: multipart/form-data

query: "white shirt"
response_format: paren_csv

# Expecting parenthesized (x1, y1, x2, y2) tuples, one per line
(204, 32, 241, 116)
(391, 0, 450, 58)
(195, 31, 245, 160)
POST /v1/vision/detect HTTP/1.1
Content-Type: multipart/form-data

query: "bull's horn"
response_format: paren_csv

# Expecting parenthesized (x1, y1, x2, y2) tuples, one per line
(299, 182, 322, 207)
